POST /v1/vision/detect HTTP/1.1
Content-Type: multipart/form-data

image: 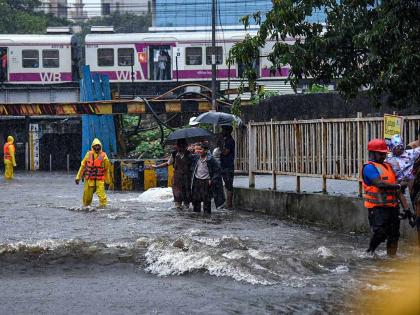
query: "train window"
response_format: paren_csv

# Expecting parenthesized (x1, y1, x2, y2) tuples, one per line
(42, 50, 59, 68)
(185, 47, 202, 65)
(118, 48, 134, 66)
(97, 48, 114, 66)
(205, 47, 223, 65)
(22, 50, 39, 68)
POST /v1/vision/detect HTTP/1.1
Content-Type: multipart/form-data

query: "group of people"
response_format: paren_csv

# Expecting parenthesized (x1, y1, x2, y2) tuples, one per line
(152, 125, 236, 214)
(4, 126, 420, 251)
(2, 125, 236, 215)
(362, 134, 420, 256)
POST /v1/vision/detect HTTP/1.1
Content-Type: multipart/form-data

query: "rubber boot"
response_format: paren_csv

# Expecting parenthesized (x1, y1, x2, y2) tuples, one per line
(226, 191, 233, 209)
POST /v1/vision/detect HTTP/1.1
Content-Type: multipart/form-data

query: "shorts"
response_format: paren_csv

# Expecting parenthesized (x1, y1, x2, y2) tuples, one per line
(221, 168, 234, 191)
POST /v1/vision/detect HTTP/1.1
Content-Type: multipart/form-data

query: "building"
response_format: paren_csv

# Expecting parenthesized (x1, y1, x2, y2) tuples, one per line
(68, 0, 88, 21)
(152, 0, 327, 29)
(101, 0, 151, 16)
(40, 0, 68, 19)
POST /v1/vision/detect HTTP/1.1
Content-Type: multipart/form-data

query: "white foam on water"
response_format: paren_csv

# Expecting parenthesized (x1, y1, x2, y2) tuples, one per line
(330, 265, 349, 274)
(315, 246, 334, 258)
(222, 250, 246, 260)
(248, 249, 271, 260)
(136, 188, 174, 203)
(192, 236, 221, 247)
(353, 249, 387, 259)
(252, 263, 267, 271)
(187, 229, 205, 237)
(106, 212, 129, 220)
(144, 242, 274, 285)
(366, 283, 391, 291)
(2, 239, 65, 251)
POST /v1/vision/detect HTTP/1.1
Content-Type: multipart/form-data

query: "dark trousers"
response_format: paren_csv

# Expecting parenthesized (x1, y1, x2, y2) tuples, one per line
(192, 178, 211, 213)
(367, 207, 400, 255)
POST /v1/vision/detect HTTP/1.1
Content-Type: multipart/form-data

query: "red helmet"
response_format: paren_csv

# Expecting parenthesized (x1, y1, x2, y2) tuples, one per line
(367, 139, 389, 153)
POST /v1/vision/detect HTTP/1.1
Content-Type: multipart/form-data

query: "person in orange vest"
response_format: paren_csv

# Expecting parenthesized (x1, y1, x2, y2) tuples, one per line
(75, 138, 110, 207)
(3, 135, 16, 180)
(362, 139, 409, 256)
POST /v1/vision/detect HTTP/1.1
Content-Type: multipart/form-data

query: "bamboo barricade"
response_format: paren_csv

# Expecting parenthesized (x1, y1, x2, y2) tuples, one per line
(234, 114, 420, 195)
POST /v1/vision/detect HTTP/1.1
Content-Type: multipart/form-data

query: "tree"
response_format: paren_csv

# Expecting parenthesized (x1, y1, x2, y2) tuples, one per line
(228, 0, 420, 107)
(0, 0, 70, 33)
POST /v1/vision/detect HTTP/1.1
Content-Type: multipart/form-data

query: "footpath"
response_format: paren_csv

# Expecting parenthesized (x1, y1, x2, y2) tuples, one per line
(233, 175, 416, 239)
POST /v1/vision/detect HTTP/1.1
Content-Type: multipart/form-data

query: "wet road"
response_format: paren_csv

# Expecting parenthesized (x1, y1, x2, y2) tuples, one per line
(0, 172, 417, 314)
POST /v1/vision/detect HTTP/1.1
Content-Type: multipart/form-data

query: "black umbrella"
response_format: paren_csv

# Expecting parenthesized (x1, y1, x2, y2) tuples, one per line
(165, 127, 214, 144)
(194, 111, 242, 126)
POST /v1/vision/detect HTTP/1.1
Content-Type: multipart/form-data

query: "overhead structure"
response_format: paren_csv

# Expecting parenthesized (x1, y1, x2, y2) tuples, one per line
(0, 98, 215, 116)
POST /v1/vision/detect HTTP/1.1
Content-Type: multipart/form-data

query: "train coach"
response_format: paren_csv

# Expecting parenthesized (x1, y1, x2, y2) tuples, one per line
(0, 28, 296, 98)
(85, 30, 293, 84)
(0, 33, 80, 85)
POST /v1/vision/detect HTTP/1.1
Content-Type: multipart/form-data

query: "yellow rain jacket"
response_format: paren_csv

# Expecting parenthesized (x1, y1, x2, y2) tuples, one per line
(4, 136, 16, 179)
(76, 138, 110, 207)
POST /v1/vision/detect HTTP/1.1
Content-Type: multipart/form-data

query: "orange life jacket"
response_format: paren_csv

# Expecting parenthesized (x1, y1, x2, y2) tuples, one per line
(84, 151, 106, 180)
(3, 142, 14, 161)
(362, 161, 398, 208)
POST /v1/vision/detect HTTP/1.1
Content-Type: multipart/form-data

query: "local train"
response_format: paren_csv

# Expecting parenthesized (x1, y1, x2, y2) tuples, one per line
(0, 30, 294, 93)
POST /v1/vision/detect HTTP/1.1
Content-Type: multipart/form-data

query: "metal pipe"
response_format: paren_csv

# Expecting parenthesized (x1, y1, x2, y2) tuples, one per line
(67, 154, 70, 174)
(211, 0, 217, 111)
(49, 154, 52, 172)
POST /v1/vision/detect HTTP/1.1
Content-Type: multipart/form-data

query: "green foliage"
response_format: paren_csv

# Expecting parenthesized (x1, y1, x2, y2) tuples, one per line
(0, 0, 69, 33)
(132, 128, 170, 159)
(251, 89, 280, 105)
(308, 84, 328, 94)
(122, 115, 172, 159)
(229, 0, 420, 108)
(231, 96, 242, 117)
(0, 1, 151, 35)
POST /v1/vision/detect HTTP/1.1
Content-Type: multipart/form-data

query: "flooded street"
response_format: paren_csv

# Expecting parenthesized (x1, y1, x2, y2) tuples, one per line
(0, 172, 417, 314)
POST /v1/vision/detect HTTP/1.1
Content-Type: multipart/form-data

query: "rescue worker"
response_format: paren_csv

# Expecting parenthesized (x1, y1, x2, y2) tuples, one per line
(3, 135, 16, 180)
(362, 139, 407, 256)
(75, 138, 110, 207)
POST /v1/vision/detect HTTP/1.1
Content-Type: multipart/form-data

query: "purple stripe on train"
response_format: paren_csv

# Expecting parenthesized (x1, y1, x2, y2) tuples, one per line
(9, 72, 72, 82)
(261, 68, 289, 77)
(93, 69, 237, 81)
(175, 69, 236, 79)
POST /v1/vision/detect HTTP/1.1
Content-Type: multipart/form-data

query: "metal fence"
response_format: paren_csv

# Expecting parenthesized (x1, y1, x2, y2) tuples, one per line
(234, 114, 420, 195)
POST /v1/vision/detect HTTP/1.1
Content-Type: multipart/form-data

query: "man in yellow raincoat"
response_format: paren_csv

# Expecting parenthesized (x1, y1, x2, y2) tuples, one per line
(3, 135, 16, 180)
(75, 138, 110, 207)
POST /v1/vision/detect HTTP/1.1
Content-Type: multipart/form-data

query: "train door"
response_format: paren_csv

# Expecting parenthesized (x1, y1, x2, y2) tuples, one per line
(149, 45, 172, 80)
(0, 47, 8, 82)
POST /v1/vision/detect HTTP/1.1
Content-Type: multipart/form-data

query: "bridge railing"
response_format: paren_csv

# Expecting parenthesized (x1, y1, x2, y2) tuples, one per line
(234, 114, 420, 195)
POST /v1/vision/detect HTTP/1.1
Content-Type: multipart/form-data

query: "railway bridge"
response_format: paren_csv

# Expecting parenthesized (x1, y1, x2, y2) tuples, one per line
(0, 96, 223, 172)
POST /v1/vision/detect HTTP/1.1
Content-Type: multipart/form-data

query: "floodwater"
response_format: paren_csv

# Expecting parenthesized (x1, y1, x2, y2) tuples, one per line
(0, 172, 417, 314)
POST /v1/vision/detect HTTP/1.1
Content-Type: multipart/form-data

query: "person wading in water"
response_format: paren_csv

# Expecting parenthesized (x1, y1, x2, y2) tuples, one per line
(362, 139, 408, 256)
(153, 139, 192, 209)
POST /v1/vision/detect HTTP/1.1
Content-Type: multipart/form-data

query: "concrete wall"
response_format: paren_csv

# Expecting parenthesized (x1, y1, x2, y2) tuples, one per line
(234, 187, 415, 238)
(241, 92, 420, 122)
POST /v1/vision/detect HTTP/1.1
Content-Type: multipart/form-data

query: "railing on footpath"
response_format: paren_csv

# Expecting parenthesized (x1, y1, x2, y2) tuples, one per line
(234, 113, 420, 196)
